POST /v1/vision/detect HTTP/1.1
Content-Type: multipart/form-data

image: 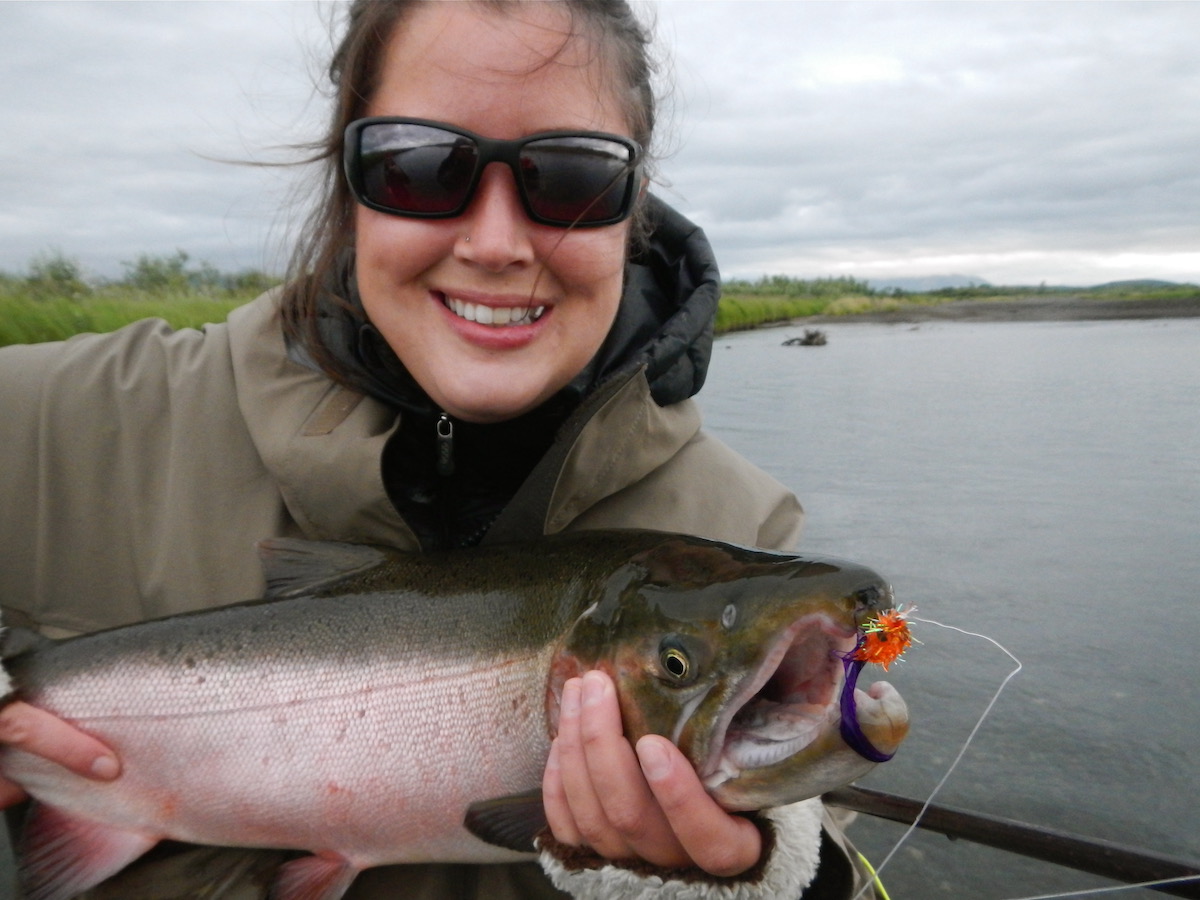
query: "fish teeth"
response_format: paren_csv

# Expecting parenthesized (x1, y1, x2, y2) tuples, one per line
(445, 296, 546, 327)
(723, 704, 830, 769)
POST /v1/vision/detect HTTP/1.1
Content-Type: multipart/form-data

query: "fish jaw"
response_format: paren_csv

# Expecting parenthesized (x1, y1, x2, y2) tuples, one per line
(697, 614, 910, 811)
(706, 675, 909, 811)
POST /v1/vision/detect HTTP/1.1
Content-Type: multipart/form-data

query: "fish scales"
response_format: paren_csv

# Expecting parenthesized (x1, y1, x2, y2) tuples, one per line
(6, 584, 568, 863)
(0, 530, 910, 900)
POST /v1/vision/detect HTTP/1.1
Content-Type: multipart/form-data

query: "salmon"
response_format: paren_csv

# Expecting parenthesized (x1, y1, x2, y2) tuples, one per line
(0, 530, 909, 900)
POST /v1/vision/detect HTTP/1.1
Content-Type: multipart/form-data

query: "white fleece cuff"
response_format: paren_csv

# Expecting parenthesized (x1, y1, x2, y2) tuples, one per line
(539, 798, 825, 900)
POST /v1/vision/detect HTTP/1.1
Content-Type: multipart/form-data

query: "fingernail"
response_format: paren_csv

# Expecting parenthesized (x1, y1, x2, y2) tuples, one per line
(581, 671, 608, 707)
(561, 679, 581, 718)
(91, 755, 120, 779)
(637, 738, 671, 781)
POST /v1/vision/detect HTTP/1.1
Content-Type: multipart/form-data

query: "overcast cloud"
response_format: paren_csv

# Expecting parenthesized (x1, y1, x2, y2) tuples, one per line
(3, 1, 1199, 286)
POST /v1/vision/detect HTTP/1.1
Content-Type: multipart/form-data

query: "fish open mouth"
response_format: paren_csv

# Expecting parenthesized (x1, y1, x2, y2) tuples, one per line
(700, 612, 901, 790)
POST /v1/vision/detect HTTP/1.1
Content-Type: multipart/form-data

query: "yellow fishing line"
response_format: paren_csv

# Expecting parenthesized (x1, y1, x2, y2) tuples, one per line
(856, 852, 892, 900)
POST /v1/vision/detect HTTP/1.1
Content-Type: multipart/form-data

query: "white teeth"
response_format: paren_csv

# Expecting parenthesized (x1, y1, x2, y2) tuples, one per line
(444, 297, 546, 327)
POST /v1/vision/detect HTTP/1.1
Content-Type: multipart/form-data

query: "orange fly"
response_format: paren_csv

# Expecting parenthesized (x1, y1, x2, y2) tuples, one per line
(853, 605, 916, 671)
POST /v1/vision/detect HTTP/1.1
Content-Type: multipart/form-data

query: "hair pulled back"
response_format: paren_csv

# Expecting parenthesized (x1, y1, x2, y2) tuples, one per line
(280, 0, 661, 379)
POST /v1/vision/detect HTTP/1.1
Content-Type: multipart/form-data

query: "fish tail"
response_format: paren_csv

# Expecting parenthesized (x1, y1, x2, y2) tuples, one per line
(0, 615, 54, 701)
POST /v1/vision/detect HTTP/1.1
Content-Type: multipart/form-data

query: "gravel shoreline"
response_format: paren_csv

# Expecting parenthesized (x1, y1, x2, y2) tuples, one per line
(797, 295, 1200, 325)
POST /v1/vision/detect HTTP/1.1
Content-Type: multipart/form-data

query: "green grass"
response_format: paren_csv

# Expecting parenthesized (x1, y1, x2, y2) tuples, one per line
(714, 279, 1200, 334)
(0, 250, 276, 347)
(714, 276, 883, 333)
(715, 294, 830, 332)
(0, 288, 254, 347)
(891, 281, 1200, 304)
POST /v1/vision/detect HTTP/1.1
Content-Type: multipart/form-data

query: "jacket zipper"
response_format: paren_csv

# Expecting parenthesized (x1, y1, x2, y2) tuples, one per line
(435, 413, 455, 477)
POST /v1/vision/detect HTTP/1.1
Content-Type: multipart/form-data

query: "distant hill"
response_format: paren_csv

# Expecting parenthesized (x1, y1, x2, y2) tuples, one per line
(868, 274, 991, 292)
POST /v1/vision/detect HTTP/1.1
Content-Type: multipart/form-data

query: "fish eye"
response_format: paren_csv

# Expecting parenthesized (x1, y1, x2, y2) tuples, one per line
(657, 635, 696, 684)
(662, 648, 688, 678)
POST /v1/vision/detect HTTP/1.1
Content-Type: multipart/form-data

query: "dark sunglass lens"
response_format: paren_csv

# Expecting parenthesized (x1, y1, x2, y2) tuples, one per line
(358, 123, 477, 214)
(520, 138, 634, 224)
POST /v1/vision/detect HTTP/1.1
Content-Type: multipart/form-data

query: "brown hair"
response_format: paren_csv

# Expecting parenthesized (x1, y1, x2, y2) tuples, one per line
(279, 0, 661, 381)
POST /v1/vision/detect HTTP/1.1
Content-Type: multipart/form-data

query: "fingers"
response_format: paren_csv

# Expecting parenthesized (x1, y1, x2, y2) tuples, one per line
(546, 674, 632, 859)
(541, 736, 577, 844)
(636, 735, 762, 877)
(552, 672, 689, 866)
(0, 701, 120, 784)
(544, 671, 761, 876)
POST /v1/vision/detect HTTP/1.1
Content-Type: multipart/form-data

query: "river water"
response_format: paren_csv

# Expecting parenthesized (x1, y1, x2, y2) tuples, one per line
(700, 317, 1200, 899)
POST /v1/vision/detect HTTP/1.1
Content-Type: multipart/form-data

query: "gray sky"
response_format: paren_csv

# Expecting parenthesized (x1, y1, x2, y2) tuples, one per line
(3, 1, 1199, 287)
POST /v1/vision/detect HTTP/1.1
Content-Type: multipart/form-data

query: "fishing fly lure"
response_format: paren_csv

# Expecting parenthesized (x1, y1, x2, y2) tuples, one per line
(853, 605, 917, 672)
(840, 605, 917, 762)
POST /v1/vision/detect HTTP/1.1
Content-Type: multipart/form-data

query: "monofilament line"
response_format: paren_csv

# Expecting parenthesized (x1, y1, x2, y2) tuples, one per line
(850, 615, 1023, 900)
(1001, 873, 1200, 899)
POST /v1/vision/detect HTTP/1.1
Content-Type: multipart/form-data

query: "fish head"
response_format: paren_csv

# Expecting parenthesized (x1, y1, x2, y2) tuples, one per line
(549, 534, 910, 811)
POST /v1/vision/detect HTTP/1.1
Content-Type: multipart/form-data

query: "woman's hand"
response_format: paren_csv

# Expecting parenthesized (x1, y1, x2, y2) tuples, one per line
(542, 670, 762, 877)
(0, 701, 120, 807)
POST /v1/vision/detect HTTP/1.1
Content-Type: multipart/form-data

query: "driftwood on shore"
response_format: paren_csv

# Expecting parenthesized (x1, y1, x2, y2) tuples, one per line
(783, 329, 828, 346)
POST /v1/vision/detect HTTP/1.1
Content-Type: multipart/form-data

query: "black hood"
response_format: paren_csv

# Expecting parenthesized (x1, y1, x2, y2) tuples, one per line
(294, 193, 721, 414)
(574, 192, 721, 406)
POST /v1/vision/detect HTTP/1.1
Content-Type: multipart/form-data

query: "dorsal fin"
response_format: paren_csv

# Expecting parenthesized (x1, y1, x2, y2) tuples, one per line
(257, 539, 387, 599)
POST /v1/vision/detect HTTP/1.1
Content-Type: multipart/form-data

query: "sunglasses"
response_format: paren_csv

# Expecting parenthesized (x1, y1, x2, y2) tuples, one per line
(344, 117, 643, 228)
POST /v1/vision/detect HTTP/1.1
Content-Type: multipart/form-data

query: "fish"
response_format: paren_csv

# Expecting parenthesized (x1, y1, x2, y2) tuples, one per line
(0, 529, 910, 900)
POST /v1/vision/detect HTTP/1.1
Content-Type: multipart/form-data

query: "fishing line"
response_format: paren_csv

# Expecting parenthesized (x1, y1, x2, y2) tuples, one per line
(844, 616, 1199, 900)
(1001, 873, 1200, 900)
(850, 615, 1024, 900)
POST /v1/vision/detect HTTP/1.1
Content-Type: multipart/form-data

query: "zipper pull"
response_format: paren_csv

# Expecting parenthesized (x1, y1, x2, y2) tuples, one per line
(436, 413, 455, 477)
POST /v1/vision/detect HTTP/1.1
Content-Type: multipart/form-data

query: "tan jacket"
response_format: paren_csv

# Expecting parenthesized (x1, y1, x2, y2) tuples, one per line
(0, 292, 890, 899)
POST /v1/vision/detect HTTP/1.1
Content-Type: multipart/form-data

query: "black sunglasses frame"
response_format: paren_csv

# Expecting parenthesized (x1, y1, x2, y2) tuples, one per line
(343, 117, 644, 228)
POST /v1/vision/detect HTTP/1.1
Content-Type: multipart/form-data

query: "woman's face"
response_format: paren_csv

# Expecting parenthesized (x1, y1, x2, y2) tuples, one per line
(354, 3, 634, 424)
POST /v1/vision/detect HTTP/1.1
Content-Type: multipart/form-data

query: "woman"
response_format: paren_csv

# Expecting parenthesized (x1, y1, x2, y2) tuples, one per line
(0, 2, 876, 897)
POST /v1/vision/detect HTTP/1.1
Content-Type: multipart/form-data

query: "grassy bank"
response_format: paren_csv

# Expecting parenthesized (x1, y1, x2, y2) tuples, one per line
(715, 276, 882, 332)
(8, 282, 845, 345)
(715, 277, 1200, 333)
(4, 267, 882, 346)
(3, 253, 1198, 347)
(0, 291, 254, 347)
(0, 251, 272, 347)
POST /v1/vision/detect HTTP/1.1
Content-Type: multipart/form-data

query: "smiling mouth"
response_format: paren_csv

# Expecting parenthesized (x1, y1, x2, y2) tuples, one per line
(442, 295, 547, 327)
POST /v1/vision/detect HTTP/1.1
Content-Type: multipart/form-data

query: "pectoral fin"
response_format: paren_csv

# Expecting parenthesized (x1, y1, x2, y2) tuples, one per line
(18, 802, 158, 900)
(271, 853, 359, 900)
(464, 789, 546, 853)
